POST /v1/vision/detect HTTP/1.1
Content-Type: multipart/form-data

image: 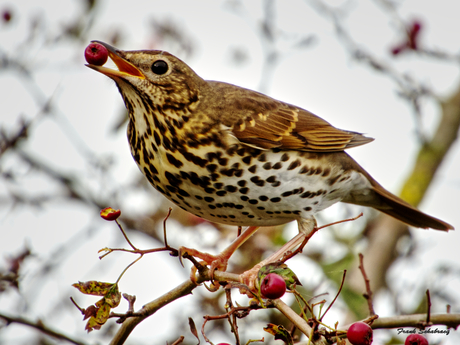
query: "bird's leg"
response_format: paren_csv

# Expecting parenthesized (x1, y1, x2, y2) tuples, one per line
(179, 226, 260, 283)
(239, 218, 317, 290)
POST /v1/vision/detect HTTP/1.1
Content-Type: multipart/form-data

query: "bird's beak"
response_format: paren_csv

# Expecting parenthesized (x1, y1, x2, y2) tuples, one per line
(86, 41, 145, 79)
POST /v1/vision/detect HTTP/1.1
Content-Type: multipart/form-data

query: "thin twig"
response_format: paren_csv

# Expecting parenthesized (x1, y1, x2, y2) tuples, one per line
(320, 270, 347, 321)
(163, 208, 173, 248)
(358, 253, 376, 317)
(115, 219, 138, 251)
(0, 313, 87, 345)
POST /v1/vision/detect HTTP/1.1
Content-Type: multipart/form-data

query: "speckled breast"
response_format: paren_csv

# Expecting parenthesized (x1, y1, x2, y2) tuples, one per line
(129, 121, 359, 227)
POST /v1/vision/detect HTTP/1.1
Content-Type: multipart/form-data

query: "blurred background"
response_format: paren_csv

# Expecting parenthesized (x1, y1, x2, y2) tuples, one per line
(0, 0, 459, 344)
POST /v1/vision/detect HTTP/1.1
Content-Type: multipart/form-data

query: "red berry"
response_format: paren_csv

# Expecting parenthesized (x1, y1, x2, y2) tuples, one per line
(216, 343, 231, 345)
(260, 273, 286, 299)
(100, 207, 121, 221)
(2, 9, 12, 23)
(405, 334, 428, 345)
(347, 321, 373, 345)
(85, 42, 108, 66)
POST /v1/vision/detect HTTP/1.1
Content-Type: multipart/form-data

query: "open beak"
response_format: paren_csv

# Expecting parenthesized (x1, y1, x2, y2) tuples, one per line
(86, 41, 145, 79)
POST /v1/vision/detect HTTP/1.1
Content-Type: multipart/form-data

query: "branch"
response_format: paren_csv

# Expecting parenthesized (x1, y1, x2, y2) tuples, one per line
(0, 313, 87, 345)
(108, 270, 240, 345)
(371, 313, 460, 329)
(273, 299, 328, 345)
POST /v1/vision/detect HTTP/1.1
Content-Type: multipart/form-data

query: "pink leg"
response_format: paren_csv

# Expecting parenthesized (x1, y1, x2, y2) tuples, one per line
(240, 218, 317, 289)
(180, 226, 260, 279)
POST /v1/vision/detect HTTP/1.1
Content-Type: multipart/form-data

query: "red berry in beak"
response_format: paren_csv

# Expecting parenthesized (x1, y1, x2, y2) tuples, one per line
(85, 42, 108, 66)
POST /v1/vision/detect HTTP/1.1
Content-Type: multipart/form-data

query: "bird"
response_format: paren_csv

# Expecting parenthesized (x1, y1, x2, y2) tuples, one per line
(87, 41, 453, 279)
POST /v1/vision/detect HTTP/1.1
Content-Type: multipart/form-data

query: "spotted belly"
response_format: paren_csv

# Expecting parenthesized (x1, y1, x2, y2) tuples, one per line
(133, 135, 365, 227)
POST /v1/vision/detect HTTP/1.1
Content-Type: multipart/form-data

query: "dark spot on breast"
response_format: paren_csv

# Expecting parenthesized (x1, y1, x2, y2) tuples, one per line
(259, 195, 268, 201)
(240, 196, 249, 201)
(206, 164, 218, 173)
(149, 163, 158, 174)
(177, 188, 190, 197)
(195, 195, 203, 200)
(226, 145, 238, 156)
(236, 148, 246, 156)
(281, 153, 290, 162)
(281, 191, 292, 197)
(272, 181, 281, 187)
(239, 187, 249, 194)
(250, 176, 265, 187)
(262, 162, 272, 170)
(272, 162, 283, 170)
(234, 169, 243, 177)
(248, 165, 257, 173)
(166, 153, 183, 168)
(304, 207, 312, 211)
(220, 168, 235, 177)
(208, 204, 216, 209)
(165, 171, 181, 185)
(270, 197, 281, 202)
(257, 206, 265, 210)
(266, 176, 277, 183)
(166, 185, 177, 193)
(242, 156, 252, 164)
(205, 187, 215, 194)
(314, 167, 323, 175)
(287, 159, 301, 170)
(180, 149, 207, 168)
(237, 180, 247, 187)
(248, 199, 258, 204)
(257, 153, 267, 162)
(216, 190, 227, 196)
(300, 191, 312, 198)
(299, 166, 310, 174)
(235, 204, 244, 209)
(322, 167, 331, 176)
(283, 210, 292, 214)
(204, 196, 214, 202)
(225, 185, 237, 192)
(327, 175, 341, 185)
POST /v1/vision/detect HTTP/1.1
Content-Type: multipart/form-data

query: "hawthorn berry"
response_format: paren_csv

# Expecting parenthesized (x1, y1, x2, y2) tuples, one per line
(85, 42, 108, 66)
(260, 273, 286, 299)
(2, 9, 12, 23)
(405, 334, 428, 345)
(347, 321, 373, 345)
(100, 207, 121, 221)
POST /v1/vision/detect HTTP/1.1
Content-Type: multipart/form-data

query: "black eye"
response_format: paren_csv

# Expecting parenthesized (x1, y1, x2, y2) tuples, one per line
(151, 60, 168, 75)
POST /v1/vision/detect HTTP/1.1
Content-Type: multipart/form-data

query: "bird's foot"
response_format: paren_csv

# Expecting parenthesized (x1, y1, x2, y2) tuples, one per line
(179, 246, 230, 286)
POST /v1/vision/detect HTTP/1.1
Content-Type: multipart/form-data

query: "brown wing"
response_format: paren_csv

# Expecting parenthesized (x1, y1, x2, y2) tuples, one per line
(208, 81, 373, 152)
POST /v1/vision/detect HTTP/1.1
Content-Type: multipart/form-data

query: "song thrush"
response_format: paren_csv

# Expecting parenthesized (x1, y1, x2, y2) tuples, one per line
(87, 41, 453, 277)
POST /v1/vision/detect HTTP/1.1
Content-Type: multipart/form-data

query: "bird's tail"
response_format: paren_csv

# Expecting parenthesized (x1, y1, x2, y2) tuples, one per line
(344, 174, 454, 231)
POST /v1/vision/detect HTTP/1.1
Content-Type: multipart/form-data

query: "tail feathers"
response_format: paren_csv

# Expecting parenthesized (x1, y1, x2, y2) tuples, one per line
(344, 182, 454, 231)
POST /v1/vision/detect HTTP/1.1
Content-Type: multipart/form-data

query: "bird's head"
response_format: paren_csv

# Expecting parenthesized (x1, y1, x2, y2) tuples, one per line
(86, 41, 204, 118)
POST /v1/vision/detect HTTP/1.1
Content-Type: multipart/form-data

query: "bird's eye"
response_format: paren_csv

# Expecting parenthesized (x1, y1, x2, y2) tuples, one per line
(151, 60, 168, 75)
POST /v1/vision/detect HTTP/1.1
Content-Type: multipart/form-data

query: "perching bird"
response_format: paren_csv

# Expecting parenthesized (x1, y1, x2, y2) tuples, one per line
(87, 41, 453, 277)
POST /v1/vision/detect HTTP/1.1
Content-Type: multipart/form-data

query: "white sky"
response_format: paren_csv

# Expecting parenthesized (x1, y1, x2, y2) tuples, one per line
(1, 0, 459, 344)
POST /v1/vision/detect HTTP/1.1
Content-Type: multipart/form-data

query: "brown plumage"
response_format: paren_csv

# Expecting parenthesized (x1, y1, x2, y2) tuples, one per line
(87, 41, 453, 232)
